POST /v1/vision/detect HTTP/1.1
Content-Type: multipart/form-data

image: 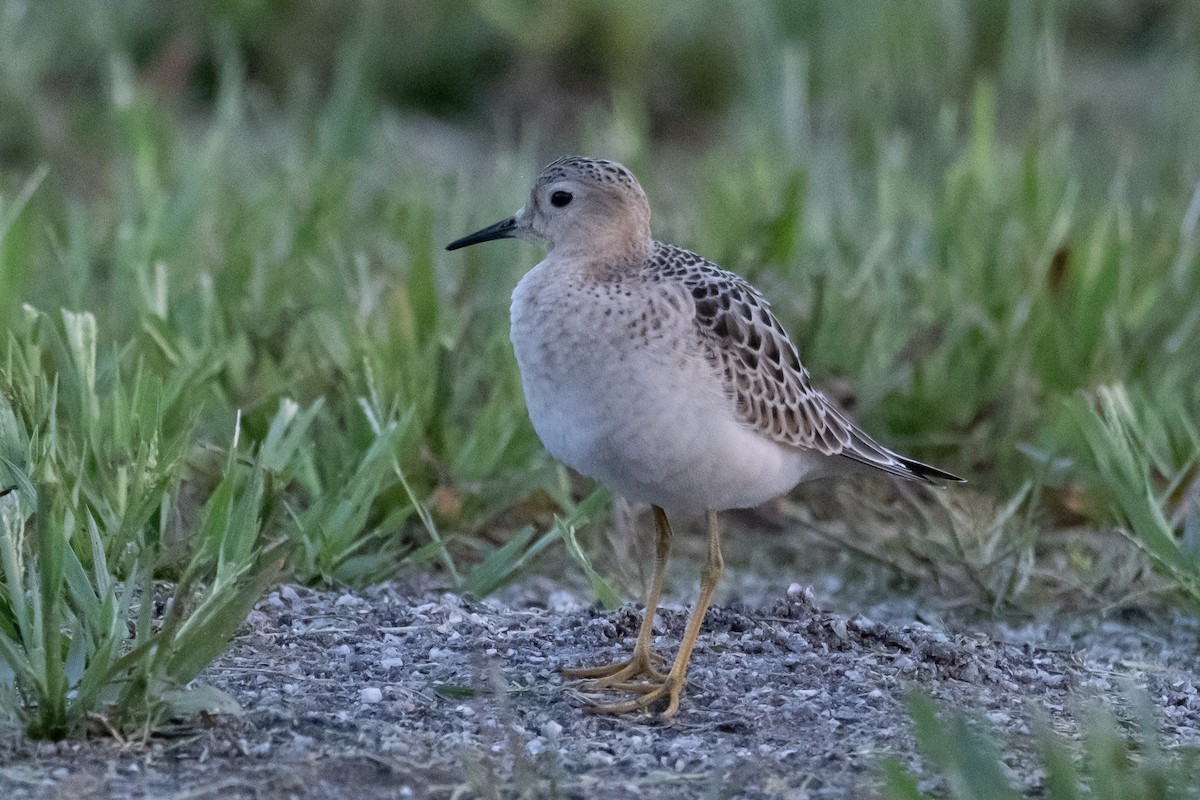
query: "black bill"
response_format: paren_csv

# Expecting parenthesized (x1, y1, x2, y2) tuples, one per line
(445, 216, 518, 251)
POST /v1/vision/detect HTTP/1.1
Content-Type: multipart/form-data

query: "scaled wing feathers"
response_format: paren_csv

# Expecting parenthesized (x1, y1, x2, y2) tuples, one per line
(648, 243, 943, 482)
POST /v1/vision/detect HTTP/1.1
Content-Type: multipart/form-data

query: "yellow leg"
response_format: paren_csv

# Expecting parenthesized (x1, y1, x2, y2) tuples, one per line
(585, 509, 723, 719)
(562, 505, 672, 684)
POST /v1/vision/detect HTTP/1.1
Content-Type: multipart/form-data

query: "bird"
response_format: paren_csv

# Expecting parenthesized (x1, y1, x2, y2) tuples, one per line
(446, 156, 964, 718)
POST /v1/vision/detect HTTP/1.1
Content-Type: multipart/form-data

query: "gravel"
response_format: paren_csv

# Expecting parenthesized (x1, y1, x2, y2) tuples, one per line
(1, 581, 1198, 799)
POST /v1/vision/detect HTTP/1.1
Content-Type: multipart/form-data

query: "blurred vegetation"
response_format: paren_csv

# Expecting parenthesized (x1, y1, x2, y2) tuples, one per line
(0, 0, 1198, 742)
(885, 692, 1200, 800)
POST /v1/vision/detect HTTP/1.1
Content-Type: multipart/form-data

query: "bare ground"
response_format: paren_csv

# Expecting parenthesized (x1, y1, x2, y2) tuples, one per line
(2, 576, 1198, 800)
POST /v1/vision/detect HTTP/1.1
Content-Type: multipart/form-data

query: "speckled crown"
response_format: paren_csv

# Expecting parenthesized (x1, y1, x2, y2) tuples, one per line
(536, 157, 642, 193)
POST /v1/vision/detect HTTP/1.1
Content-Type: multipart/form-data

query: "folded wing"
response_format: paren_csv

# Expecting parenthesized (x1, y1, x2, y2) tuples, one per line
(650, 243, 963, 485)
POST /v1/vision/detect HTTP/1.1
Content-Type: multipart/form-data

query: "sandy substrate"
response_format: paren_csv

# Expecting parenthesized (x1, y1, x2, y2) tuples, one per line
(1, 578, 1198, 799)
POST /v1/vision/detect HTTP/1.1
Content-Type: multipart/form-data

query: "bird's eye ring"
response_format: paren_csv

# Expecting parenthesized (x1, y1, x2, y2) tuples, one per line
(550, 190, 573, 208)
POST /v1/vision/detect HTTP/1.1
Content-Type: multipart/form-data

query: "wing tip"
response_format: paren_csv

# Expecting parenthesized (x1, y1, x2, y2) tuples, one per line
(897, 457, 967, 485)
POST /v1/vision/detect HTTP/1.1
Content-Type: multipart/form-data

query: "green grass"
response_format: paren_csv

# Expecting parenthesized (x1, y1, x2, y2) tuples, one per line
(0, 0, 1197, 753)
(0, 307, 289, 737)
(885, 692, 1200, 799)
(1069, 385, 1200, 605)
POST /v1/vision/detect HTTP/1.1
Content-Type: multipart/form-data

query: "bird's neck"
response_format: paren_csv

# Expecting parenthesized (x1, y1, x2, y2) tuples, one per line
(548, 228, 653, 266)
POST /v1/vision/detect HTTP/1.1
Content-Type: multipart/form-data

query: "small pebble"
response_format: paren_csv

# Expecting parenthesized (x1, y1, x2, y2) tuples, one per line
(360, 687, 383, 704)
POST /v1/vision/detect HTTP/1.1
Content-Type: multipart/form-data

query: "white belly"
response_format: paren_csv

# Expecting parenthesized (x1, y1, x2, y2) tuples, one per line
(510, 263, 830, 515)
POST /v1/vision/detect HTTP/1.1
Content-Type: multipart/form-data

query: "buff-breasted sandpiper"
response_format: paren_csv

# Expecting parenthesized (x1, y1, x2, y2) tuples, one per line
(447, 156, 964, 718)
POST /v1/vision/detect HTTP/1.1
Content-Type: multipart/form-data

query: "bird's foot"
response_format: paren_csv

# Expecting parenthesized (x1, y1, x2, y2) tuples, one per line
(561, 646, 667, 688)
(564, 648, 686, 718)
(582, 674, 685, 719)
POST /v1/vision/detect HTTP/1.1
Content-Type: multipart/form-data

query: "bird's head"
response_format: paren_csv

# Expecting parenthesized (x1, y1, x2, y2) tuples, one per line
(446, 157, 652, 260)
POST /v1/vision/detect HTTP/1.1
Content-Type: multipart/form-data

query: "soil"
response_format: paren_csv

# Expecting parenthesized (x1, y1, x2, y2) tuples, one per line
(2, 573, 1198, 800)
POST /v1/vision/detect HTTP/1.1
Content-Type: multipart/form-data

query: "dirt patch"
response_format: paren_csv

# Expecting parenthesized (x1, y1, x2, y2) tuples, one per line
(1, 582, 1198, 799)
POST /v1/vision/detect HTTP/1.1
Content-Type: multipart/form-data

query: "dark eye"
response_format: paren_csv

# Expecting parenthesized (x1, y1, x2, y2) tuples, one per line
(550, 190, 573, 208)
